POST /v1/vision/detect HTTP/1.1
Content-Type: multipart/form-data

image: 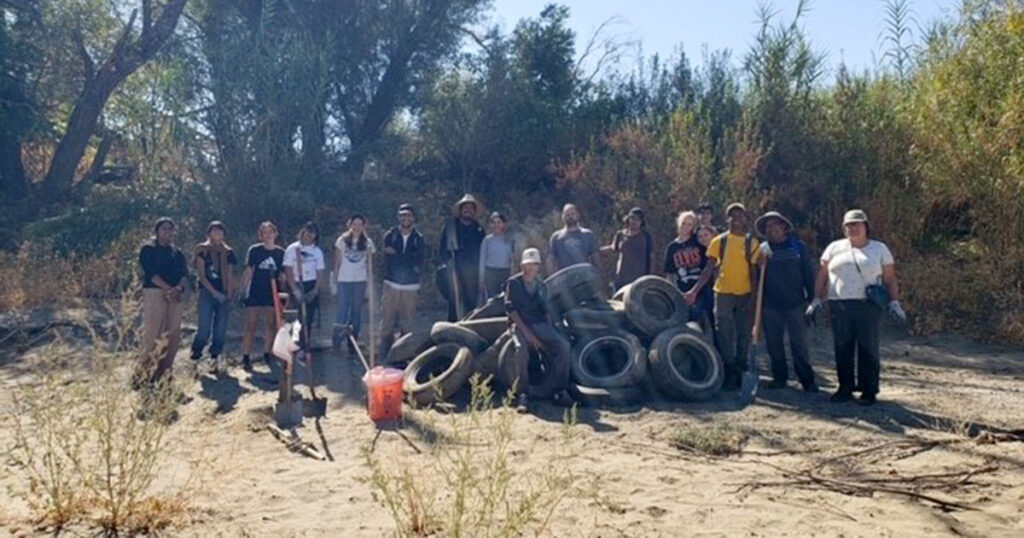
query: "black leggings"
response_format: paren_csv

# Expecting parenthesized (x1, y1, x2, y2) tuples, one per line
(829, 300, 882, 395)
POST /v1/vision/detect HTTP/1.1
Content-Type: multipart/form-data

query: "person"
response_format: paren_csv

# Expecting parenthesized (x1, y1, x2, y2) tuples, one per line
(603, 207, 655, 291)
(547, 203, 598, 274)
(333, 214, 375, 352)
(697, 203, 719, 232)
(439, 194, 486, 321)
(135, 217, 189, 388)
(190, 221, 238, 373)
(696, 224, 717, 248)
(380, 204, 425, 354)
(663, 211, 710, 327)
(478, 212, 517, 300)
(504, 248, 573, 413)
(755, 211, 818, 392)
(240, 221, 285, 372)
(283, 222, 326, 346)
(684, 203, 761, 389)
(808, 209, 905, 405)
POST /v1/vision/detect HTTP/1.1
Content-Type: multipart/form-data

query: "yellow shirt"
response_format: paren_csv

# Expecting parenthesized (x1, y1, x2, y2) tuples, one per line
(707, 233, 761, 295)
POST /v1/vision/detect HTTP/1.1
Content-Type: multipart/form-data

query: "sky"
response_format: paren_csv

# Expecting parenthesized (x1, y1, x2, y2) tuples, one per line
(484, 0, 960, 79)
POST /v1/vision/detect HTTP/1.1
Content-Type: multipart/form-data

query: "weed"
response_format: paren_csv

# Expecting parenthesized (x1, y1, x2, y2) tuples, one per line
(670, 423, 749, 456)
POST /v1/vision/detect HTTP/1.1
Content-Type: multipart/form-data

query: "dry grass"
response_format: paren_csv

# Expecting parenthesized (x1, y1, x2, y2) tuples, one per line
(670, 423, 749, 457)
(365, 376, 583, 538)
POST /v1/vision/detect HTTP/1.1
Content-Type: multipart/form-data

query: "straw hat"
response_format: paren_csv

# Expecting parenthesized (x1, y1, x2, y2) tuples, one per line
(451, 194, 486, 218)
(754, 211, 793, 237)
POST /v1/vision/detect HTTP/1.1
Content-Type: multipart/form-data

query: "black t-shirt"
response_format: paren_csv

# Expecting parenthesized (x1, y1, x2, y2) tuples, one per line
(441, 218, 485, 268)
(194, 243, 238, 293)
(246, 244, 284, 299)
(139, 242, 188, 289)
(504, 273, 550, 326)
(663, 235, 707, 293)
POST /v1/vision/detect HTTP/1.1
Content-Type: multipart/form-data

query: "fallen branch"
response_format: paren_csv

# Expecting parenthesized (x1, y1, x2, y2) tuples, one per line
(267, 424, 326, 461)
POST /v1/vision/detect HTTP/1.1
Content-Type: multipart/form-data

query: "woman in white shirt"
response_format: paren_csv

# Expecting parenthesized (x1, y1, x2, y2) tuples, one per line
(283, 222, 326, 343)
(333, 215, 375, 347)
(808, 209, 906, 405)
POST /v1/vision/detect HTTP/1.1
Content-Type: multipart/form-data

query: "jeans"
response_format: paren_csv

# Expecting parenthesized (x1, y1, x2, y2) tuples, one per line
(335, 281, 367, 338)
(714, 292, 752, 378)
(192, 288, 230, 357)
(830, 299, 882, 396)
(511, 322, 572, 399)
(762, 305, 815, 386)
(483, 267, 511, 299)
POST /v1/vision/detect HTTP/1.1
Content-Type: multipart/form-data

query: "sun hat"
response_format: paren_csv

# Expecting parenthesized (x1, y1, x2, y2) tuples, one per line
(451, 194, 486, 218)
(754, 211, 793, 237)
(521, 248, 542, 265)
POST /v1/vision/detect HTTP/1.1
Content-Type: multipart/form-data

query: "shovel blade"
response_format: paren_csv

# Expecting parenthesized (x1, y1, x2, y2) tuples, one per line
(738, 343, 760, 406)
(303, 397, 327, 418)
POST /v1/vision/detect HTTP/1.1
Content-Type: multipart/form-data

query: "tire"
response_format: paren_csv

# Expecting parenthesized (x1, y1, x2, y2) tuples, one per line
(611, 287, 626, 302)
(404, 344, 474, 407)
(570, 332, 646, 388)
(545, 263, 601, 314)
(385, 330, 432, 366)
(457, 316, 509, 343)
(647, 328, 723, 401)
(568, 383, 646, 408)
(496, 336, 563, 398)
(564, 308, 627, 337)
(464, 295, 506, 321)
(430, 321, 489, 353)
(475, 330, 512, 381)
(621, 276, 690, 337)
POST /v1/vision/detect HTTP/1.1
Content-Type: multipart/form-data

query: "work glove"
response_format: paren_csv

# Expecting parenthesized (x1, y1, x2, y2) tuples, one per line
(760, 241, 773, 259)
(804, 298, 823, 325)
(889, 300, 907, 321)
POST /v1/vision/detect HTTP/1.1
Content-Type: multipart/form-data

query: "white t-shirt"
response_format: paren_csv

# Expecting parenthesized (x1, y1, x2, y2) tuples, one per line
(821, 239, 894, 300)
(334, 235, 376, 283)
(283, 242, 326, 283)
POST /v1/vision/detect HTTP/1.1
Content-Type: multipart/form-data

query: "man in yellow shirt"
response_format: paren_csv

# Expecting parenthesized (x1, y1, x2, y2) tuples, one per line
(684, 203, 760, 389)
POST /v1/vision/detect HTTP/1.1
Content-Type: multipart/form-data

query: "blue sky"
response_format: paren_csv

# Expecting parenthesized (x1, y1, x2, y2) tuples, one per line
(484, 0, 960, 79)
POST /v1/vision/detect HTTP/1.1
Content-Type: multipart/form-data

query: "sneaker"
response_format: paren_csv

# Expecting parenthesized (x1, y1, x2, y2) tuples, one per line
(190, 350, 202, 361)
(857, 393, 877, 406)
(242, 355, 253, 372)
(830, 390, 853, 403)
(515, 395, 530, 414)
(767, 379, 788, 390)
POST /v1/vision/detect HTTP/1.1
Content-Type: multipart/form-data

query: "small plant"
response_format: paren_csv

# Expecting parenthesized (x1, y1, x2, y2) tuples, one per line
(670, 423, 749, 456)
(365, 376, 581, 537)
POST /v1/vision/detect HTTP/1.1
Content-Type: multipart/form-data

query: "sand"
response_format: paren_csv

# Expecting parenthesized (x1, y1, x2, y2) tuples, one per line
(1, 311, 1023, 537)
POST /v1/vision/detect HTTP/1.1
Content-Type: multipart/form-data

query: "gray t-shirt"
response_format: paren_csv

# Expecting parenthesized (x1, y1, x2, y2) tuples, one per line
(548, 227, 598, 270)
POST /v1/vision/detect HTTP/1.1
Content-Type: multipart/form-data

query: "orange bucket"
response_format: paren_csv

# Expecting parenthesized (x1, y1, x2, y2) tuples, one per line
(363, 366, 405, 422)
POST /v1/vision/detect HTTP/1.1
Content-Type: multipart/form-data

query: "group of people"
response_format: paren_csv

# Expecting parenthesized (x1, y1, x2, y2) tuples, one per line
(134, 195, 906, 409)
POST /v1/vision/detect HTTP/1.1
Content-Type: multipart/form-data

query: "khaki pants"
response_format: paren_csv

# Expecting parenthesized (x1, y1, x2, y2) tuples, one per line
(379, 285, 418, 352)
(138, 288, 184, 383)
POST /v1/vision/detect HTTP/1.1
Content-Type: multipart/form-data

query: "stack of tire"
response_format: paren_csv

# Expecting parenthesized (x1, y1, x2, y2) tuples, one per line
(391, 264, 724, 408)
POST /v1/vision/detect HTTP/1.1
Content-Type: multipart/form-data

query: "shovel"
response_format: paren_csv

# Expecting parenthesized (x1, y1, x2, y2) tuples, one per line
(739, 257, 768, 407)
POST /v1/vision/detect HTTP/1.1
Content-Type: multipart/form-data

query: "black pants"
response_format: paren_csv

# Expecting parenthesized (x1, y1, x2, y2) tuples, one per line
(829, 300, 882, 396)
(512, 323, 572, 399)
(763, 306, 815, 387)
(446, 262, 479, 321)
(292, 281, 319, 351)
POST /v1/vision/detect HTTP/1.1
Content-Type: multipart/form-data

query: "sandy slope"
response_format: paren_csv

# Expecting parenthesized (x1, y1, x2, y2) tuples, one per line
(2, 313, 1023, 537)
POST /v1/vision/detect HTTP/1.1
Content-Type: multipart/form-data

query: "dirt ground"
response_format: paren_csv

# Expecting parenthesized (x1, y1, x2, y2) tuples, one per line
(1, 307, 1023, 537)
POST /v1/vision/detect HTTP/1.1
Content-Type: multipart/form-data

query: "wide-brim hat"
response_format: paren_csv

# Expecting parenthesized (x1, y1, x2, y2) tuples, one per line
(451, 194, 486, 218)
(755, 211, 793, 237)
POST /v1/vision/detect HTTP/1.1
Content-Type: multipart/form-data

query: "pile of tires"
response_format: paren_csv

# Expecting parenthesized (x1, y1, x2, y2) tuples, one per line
(392, 264, 724, 408)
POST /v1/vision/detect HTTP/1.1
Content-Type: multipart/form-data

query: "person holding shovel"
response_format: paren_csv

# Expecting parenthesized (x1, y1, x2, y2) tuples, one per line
(754, 211, 819, 393)
(240, 221, 285, 371)
(283, 222, 326, 349)
(504, 248, 573, 413)
(809, 209, 905, 405)
(684, 203, 761, 390)
(333, 214, 376, 354)
(439, 194, 486, 321)
(380, 204, 425, 355)
(135, 217, 189, 388)
(190, 221, 238, 374)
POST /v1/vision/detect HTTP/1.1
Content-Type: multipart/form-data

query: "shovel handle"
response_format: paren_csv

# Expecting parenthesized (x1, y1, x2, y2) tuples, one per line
(752, 256, 768, 342)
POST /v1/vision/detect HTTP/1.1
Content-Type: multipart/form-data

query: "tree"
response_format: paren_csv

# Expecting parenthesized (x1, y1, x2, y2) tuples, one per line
(39, 0, 187, 202)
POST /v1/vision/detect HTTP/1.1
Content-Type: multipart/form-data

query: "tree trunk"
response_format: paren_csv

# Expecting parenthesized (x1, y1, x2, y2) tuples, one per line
(40, 82, 111, 200)
(0, 129, 28, 200)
